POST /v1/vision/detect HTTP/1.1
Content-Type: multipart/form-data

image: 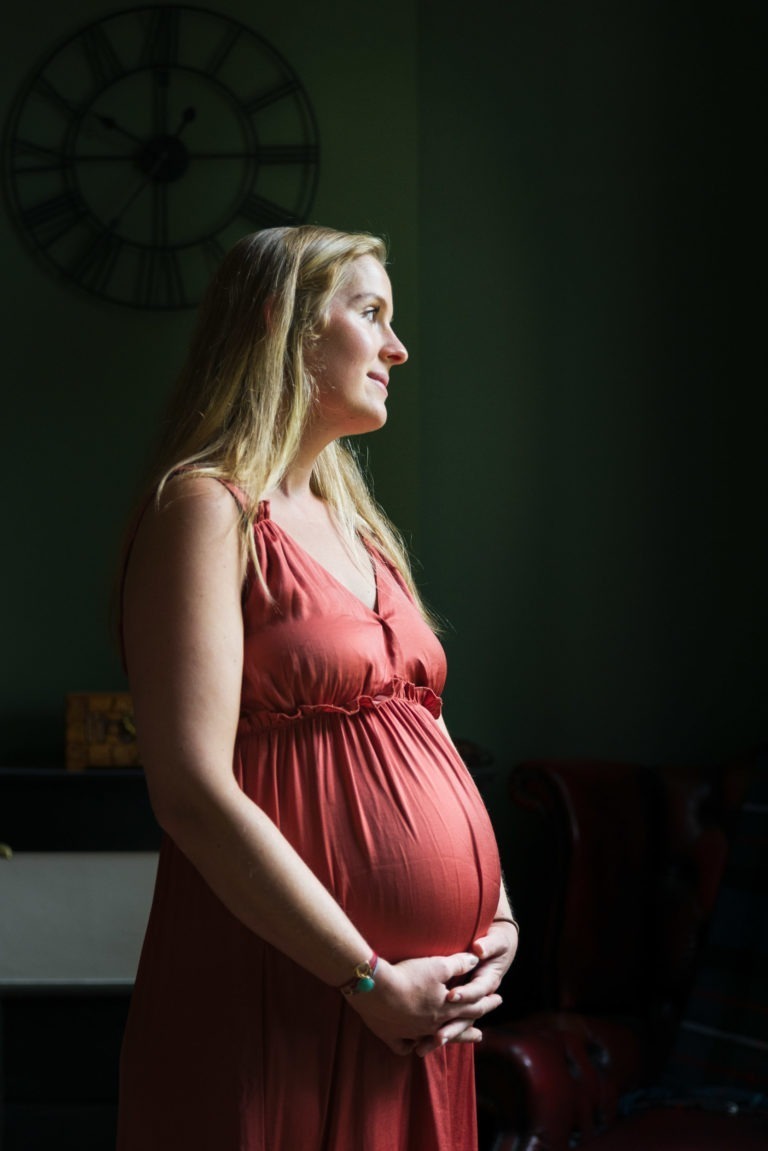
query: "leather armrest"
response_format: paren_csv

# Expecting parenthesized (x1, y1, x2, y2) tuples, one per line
(476, 1012, 654, 1151)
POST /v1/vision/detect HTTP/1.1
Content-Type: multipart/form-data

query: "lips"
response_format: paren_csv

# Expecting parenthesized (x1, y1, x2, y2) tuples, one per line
(367, 372, 389, 389)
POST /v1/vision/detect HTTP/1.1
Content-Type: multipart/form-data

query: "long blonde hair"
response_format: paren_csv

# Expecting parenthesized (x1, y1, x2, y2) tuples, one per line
(142, 225, 431, 618)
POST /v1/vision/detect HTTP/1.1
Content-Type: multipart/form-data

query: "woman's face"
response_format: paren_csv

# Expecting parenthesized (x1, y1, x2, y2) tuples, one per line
(307, 255, 408, 440)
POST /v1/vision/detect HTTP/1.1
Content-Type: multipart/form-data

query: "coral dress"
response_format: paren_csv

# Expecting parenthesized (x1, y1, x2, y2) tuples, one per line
(117, 499, 501, 1151)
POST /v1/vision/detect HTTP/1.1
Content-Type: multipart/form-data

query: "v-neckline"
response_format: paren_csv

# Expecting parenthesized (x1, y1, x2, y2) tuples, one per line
(258, 500, 381, 616)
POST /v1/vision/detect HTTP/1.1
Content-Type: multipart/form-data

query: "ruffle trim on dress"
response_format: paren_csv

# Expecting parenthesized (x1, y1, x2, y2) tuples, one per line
(237, 677, 442, 733)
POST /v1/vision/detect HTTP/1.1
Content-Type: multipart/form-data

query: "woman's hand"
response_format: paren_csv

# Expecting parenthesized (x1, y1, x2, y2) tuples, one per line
(413, 920, 520, 1057)
(348, 951, 503, 1056)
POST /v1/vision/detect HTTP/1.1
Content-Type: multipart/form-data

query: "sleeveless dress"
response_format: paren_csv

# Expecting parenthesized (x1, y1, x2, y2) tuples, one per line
(117, 497, 501, 1151)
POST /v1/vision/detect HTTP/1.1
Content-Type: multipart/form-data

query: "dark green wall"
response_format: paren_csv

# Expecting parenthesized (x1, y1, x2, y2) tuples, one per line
(2, 1, 765, 786)
(416, 0, 766, 778)
(1, 0, 420, 763)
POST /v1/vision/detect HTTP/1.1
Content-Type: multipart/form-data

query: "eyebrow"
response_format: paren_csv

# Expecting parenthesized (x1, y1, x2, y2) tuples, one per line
(349, 292, 386, 305)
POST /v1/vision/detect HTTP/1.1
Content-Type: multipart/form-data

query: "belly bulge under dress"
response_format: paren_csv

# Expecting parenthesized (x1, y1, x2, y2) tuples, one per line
(117, 499, 501, 1151)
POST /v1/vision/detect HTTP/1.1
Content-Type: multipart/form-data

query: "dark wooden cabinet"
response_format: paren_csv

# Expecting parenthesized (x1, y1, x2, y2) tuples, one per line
(0, 769, 160, 1150)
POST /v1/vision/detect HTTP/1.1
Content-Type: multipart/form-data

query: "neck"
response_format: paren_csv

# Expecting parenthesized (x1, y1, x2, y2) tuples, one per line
(271, 441, 323, 504)
(276, 468, 315, 500)
(277, 421, 340, 501)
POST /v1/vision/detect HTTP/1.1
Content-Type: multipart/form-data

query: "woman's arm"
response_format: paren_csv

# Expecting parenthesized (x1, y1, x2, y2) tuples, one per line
(123, 476, 498, 1053)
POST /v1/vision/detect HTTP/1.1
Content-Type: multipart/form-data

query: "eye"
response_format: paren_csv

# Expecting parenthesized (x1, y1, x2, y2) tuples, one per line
(362, 305, 380, 323)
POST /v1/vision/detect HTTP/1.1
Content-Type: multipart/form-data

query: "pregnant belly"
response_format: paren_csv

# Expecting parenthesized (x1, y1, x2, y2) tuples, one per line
(238, 701, 501, 962)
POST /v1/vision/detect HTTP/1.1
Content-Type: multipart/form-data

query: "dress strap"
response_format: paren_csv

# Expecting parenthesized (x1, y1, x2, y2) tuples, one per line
(166, 467, 250, 516)
(211, 477, 249, 514)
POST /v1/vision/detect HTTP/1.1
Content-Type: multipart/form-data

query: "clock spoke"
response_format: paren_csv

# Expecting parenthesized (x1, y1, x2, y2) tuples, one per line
(140, 6, 180, 70)
(136, 247, 186, 309)
(256, 144, 319, 164)
(31, 76, 78, 119)
(152, 68, 170, 138)
(244, 80, 301, 116)
(152, 182, 169, 248)
(76, 153, 137, 162)
(10, 138, 65, 175)
(16, 153, 137, 171)
(14, 160, 69, 174)
(206, 23, 242, 77)
(201, 235, 226, 273)
(141, 8, 181, 136)
(177, 145, 318, 164)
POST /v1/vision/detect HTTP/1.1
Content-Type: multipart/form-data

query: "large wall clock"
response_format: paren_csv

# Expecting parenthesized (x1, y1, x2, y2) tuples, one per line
(2, 6, 319, 309)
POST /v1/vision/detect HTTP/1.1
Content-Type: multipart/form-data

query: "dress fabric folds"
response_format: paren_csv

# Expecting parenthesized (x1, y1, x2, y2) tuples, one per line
(117, 498, 501, 1151)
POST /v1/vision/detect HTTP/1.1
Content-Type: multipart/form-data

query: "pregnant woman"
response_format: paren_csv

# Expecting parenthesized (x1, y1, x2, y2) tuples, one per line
(116, 225, 518, 1151)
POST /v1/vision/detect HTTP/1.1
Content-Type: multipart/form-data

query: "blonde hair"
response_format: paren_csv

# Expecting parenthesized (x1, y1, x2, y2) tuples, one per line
(142, 224, 431, 619)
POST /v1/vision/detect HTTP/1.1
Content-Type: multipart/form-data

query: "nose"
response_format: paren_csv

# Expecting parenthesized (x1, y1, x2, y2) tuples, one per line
(383, 328, 408, 365)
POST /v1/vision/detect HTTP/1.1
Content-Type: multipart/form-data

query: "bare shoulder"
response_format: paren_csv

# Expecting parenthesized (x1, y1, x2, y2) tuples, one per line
(157, 471, 241, 520)
(128, 473, 245, 589)
(142, 473, 240, 542)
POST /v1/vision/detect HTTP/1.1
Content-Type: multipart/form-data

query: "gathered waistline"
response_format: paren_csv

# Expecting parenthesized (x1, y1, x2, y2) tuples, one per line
(237, 678, 442, 734)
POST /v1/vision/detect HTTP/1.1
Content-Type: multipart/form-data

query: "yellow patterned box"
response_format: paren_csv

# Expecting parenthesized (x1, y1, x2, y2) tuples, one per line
(65, 693, 140, 771)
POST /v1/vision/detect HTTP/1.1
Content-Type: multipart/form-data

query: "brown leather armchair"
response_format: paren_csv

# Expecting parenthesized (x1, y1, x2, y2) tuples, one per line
(476, 755, 768, 1151)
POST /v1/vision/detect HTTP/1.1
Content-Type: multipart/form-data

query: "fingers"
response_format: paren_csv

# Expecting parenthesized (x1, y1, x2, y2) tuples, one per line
(355, 950, 503, 1057)
(414, 1024, 484, 1058)
(454, 927, 519, 999)
(473, 920, 520, 963)
(472, 936, 496, 962)
(447, 963, 503, 1003)
(437, 1008, 494, 1042)
(472, 934, 509, 962)
(443, 992, 502, 1021)
(442, 951, 481, 982)
(427, 992, 502, 1053)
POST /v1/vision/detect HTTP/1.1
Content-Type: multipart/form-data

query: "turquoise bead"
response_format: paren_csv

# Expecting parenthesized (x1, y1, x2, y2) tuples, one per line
(357, 976, 375, 993)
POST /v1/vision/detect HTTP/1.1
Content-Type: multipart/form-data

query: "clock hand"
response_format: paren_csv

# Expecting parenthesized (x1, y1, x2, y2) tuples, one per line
(94, 114, 143, 145)
(173, 107, 196, 137)
(104, 148, 171, 228)
(101, 108, 196, 229)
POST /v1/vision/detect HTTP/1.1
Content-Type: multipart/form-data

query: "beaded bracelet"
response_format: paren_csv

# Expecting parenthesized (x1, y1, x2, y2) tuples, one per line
(338, 953, 379, 997)
(493, 915, 520, 934)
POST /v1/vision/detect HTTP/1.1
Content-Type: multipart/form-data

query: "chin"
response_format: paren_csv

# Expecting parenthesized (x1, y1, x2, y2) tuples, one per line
(366, 404, 389, 431)
(343, 407, 388, 437)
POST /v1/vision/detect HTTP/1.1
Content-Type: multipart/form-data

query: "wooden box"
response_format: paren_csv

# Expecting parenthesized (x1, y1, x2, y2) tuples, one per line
(65, 693, 140, 771)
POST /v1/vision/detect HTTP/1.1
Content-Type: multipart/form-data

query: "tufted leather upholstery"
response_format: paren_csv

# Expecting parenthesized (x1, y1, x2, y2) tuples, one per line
(476, 756, 767, 1150)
